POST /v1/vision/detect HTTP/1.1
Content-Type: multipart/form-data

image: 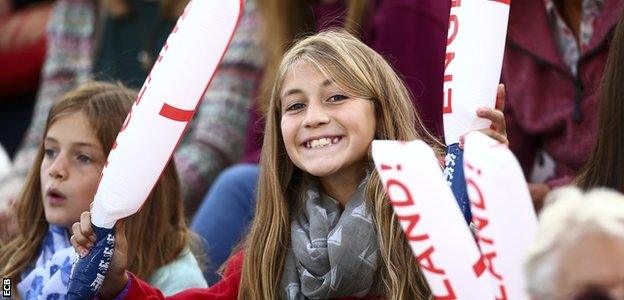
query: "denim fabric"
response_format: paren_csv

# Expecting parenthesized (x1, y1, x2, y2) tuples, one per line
(191, 164, 259, 285)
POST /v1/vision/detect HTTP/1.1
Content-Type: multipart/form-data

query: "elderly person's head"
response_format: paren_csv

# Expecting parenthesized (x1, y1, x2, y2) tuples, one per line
(525, 187, 624, 300)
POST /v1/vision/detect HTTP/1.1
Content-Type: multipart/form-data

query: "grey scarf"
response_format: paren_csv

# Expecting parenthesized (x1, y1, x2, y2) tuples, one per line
(281, 179, 379, 299)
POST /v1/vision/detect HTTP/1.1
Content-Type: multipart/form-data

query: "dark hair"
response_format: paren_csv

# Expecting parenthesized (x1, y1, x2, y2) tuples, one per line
(576, 15, 624, 192)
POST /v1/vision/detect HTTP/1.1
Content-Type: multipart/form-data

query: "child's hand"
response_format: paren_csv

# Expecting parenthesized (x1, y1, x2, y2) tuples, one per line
(461, 84, 509, 148)
(70, 212, 129, 299)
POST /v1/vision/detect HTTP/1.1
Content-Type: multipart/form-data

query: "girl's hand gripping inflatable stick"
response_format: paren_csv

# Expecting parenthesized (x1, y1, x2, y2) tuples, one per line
(67, 1, 244, 298)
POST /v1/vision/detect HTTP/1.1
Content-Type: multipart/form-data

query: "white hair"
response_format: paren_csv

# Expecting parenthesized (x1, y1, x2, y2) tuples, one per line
(524, 186, 624, 298)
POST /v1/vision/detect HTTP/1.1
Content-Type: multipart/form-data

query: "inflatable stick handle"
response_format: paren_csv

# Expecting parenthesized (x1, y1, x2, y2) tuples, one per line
(444, 143, 471, 223)
(68, 225, 115, 299)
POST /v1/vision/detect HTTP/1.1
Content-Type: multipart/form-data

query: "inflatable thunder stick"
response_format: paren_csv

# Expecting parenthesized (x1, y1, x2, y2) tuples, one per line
(463, 132, 538, 299)
(372, 140, 494, 299)
(443, 0, 510, 223)
(67, 1, 244, 298)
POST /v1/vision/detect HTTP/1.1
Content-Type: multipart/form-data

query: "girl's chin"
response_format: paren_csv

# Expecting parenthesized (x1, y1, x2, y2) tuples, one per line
(300, 164, 343, 178)
(296, 156, 366, 179)
(44, 212, 75, 229)
(46, 220, 73, 229)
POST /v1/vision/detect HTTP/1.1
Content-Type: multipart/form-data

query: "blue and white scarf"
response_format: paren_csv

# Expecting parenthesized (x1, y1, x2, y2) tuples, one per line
(18, 225, 77, 300)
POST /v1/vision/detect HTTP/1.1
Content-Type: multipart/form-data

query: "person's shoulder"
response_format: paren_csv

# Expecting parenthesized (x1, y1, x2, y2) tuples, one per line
(223, 250, 245, 276)
(148, 248, 208, 295)
(179, 250, 244, 299)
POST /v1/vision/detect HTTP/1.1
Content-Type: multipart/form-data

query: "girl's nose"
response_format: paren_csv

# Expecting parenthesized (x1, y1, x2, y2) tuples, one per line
(303, 102, 330, 128)
(48, 158, 68, 180)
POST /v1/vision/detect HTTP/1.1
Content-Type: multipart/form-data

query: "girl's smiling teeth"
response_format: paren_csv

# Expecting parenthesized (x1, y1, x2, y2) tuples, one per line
(304, 136, 343, 149)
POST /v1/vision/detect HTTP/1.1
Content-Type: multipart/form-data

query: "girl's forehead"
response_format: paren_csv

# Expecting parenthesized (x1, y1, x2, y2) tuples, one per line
(285, 60, 325, 79)
(283, 59, 340, 88)
(47, 111, 101, 146)
(50, 110, 88, 125)
(49, 111, 90, 129)
(280, 68, 338, 104)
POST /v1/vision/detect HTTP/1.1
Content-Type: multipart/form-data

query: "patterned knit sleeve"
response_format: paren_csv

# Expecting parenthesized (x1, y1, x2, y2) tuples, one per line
(173, 0, 265, 211)
(1, 0, 96, 189)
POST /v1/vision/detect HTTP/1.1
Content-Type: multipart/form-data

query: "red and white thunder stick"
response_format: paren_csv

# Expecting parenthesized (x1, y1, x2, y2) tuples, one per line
(463, 132, 538, 299)
(372, 140, 494, 299)
(91, 0, 244, 229)
(443, 0, 510, 145)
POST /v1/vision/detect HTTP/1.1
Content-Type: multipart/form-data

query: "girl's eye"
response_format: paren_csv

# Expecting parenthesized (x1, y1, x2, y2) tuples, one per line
(327, 94, 348, 102)
(77, 154, 93, 164)
(286, 102, 306, 112)
(44, 148, 56, 158)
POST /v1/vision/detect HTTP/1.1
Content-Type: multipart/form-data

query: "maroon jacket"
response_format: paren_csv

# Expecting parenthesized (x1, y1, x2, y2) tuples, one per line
(502, 0, 623, 187)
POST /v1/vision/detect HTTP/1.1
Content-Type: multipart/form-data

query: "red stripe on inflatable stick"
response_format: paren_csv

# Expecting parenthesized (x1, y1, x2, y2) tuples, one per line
(159, 103, 193, 122)
(490, 0, 510, 4)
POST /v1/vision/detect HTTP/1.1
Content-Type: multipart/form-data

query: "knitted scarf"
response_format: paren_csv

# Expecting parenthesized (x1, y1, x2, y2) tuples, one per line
(281, 179, 379, 299)
(18, 225, 77, 300)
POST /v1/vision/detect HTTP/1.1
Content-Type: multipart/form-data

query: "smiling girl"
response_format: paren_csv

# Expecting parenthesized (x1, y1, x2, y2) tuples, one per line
(0, 82, 206, 299)
(71, 30, 506, 299)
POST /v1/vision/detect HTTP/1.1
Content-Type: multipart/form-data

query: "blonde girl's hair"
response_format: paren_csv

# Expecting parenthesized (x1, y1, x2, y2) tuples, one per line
(0, 81, 193, 287)
(239, 30, 442, 299)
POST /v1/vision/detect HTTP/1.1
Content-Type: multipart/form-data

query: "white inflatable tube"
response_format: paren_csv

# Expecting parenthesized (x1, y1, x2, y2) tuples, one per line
(372, 140, 494, 299)
(463, 131, 538, 299)
(443, 0, 510, 145)
(91, 0, 244, 228)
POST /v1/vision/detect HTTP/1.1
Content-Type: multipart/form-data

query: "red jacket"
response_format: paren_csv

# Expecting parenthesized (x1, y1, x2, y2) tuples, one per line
(124, 251, 384, 299)
(0, 2, 51, 97)
(502, 0, 624, 187)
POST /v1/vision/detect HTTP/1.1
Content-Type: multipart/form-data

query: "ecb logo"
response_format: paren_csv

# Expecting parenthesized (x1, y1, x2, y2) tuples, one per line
(2, 278, 10, 298)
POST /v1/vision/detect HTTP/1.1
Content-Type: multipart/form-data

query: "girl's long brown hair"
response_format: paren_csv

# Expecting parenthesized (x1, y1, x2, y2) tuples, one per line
(255, 0, 370, 111)
(576, 15, 624, 192)
(0, 82, 192, 287)
(239, 30, 442, 299)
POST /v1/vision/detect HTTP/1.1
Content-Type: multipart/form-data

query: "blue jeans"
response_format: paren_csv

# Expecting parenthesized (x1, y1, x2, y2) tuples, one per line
(191, 164, 259, 285)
